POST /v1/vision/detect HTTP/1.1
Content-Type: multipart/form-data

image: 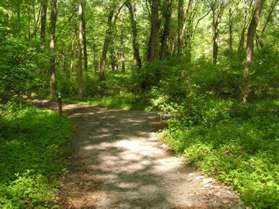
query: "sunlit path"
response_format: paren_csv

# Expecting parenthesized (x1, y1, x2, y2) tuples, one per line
(59, 105, 240, 209)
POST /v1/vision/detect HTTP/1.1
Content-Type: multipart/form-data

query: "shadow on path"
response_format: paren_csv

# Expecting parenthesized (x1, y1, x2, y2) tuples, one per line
(56, 105, 240, 209)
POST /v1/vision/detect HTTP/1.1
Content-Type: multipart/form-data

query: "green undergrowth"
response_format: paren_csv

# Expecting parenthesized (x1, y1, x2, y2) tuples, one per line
(0, 106, 72, 209)
(130, 57, 279, 208)
(161, 98, 279, 209)
(63, 92, 149, 110)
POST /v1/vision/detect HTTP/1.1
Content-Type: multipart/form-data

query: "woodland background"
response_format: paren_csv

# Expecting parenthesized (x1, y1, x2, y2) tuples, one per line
(0, 0, 279, 208)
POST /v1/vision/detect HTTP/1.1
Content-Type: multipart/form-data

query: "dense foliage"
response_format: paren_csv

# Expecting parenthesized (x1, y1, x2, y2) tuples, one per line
(147, 58, 279, 209)
(0, 106, 72, 208)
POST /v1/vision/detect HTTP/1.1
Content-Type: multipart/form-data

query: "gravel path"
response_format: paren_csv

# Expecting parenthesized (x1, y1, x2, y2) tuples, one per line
(53, 104, 241, 209)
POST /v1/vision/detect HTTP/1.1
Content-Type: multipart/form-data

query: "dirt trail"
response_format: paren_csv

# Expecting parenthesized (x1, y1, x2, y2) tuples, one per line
(43, 102, 241, 209)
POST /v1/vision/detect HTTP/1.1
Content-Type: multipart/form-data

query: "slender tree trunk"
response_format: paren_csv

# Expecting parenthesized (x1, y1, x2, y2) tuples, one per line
(110, 45, 118, 71)
(238, 24, 246, 55)
(77, 30, 84, 97)
(70, 39, 75, 78)
(77, 0, 87, 97)
(31, 2, 41, 40)
(212, 3, 224, 65)
(228, 8, 233, 53)
(93, 43, 98, 72)
(177, 0, 184, 55)
(126, 0, 142, 69)
(40, 0, 48, 46)
(241, 0, 265, 103)
(257, 0, 278, 48)
(147, 0, 160, 61)
(238, 0, 253, 55)
(120, 28, 125, 72)
(183, 0, 194, 60)
(212, 9, 219, 64)
(80, 0, 88, 71)
(99, 9, 114, 80)
(262, 0, 278, 33)
(66, 44, 72, 80)
(62, 50, 67, 76)
(77, 41, 84, 97)
(160, 0, 173, 59)
(49, 0, 57, 99)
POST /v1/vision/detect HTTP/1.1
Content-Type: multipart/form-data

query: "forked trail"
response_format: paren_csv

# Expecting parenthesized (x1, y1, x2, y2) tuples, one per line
(57, 104, 240, 209)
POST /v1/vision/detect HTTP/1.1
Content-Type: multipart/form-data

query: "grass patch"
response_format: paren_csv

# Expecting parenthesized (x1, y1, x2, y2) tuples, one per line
(161, 99, 279, 208)
(0, 106, 72, 208)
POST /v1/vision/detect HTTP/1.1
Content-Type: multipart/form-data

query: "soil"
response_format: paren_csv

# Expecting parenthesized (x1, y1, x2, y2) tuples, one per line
(33, 100, 242, 209)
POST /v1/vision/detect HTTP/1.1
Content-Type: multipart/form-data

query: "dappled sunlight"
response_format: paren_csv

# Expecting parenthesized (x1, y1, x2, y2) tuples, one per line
(59, 106, 240, 208)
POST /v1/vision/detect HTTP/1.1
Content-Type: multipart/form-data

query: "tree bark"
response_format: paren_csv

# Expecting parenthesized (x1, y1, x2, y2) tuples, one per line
(49, 0, 57, 99)
(80, 0, 88, 72)
(93, 43, 98, 72)
(238, 0, 253, 55)
(183, 0, 194, 60)
(228, 8, 233, 53)
(70, 40, 75, 78)
(40, 0, 48, 46)
(126, 0, 142, 69)
(212, 8, 219, 64)
(160, 0, 173, 59)
(99, 9, 114, 80)
(238, 24, 246, 55)
(211, 1, 224, 64)
(177, 0, 184, 56)
(110, 45, 118, 71)
(120, 28, 125, 72)
(241, 0, 265, 103)
(147, 0, 160, 61)
(77, 0, 87, 97)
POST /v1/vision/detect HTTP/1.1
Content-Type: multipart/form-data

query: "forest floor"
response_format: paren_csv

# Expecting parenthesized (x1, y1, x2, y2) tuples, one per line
(34, 100, 242, 209)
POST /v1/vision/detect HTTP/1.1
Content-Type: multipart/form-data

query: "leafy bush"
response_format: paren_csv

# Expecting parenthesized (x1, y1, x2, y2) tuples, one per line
(0, 37, 48, 104)
(137, 56, 279, 208)
(162, 99, 279, 208)
(0, 106, 72, 208)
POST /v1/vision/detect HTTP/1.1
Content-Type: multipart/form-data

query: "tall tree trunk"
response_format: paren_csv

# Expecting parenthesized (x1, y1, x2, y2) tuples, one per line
(30, 2, 40, 40)
(77, 0, 87, 97)
(110, 45, 118, 71)
(99, 9, 114, 80)
(93, 43, 98, 72)
(160, 0, 173, 59)
(241, 0, 265, 103)
(120, 28, 125, 72)
(228, 8, 233, 53)
(49, 0, 57, 99)
(70, 39, 75, 78)
(177, 0, 184, 55)
(238, 0, 253, 55)
(40, 0, 48, 46)
(147, 0, 160, 61)
(238, 24, 246, 55)
(126, 0, 142, 69)
(212, 9, 219, 64)
(211, 2, 224, 65)
(77, 38, 84, 97)
(80, 0, 88, 71)
(183, 0, 194, 60)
